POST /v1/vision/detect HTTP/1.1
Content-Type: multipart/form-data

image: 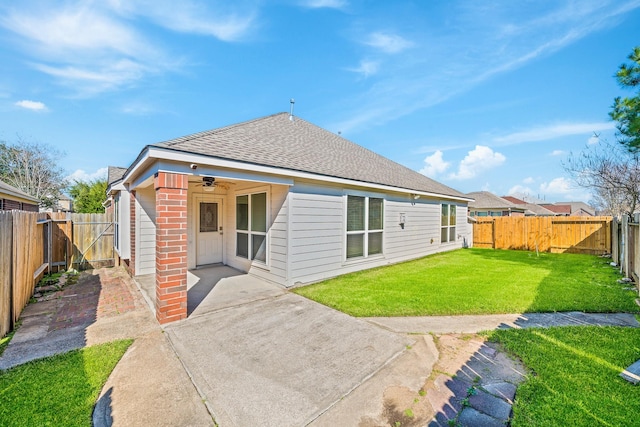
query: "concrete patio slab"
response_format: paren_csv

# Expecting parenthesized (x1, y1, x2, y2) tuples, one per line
(135, 265, 284, 318)
(164, 291, 412, 427)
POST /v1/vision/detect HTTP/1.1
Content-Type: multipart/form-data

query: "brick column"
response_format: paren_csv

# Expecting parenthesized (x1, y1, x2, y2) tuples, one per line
(155, 172, 188, 324)
(128, 190, 136, 276)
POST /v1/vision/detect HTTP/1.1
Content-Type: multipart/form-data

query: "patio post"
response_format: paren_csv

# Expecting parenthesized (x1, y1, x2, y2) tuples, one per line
(154, 171, 188, 324)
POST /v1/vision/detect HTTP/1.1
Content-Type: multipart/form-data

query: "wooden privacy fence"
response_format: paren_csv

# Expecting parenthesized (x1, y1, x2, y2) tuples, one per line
(613, 215, 640, 287)
(0, 211, 113, 338)
(473, 216, 612, 255)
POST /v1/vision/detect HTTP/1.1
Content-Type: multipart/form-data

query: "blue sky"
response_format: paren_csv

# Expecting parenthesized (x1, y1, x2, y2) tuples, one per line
(1, 0, 639, 203)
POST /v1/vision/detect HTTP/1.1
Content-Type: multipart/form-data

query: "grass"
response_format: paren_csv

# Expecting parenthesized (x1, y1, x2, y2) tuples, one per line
(293, 248, 639, 316)
(489, 327, 640, 426)
(0, 339, 132, 427)
(0, 330, 16, 358)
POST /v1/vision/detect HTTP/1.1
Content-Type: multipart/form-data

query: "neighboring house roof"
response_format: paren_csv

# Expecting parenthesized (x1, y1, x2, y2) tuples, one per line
(562, 201, 596, 216)
(502, 196, 556, 216)
(151, 113, 469, 199)
(522, 203, 556, 216)
(502, 196, 526, 205)
(466, 191, 524, 211)
(108, 166, 128, 187)
(0, 179, 39, 203)
(540, 204, 572, 215)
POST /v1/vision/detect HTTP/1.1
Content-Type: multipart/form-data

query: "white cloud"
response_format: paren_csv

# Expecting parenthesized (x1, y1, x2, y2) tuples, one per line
(0, 1, 256, 95)
(331, 2, 639, 133)
(508, 185, 534, 196)
(299, 0, 348, 9)
(449, 145, 506, 180)
(364, 32, 414, 54)
(540, 177, 573, 195)
(550, 149, 565, 156)
(522, 177, 535, 184)
(493, 122, 615, 145)
(419, 150, 450, 177)
(116, 1, 256, 42)
(15, 99, 47, 111)
(348, 60, 379, 77)
(120, 101, 158, 115)
(66, 167, 108, 182)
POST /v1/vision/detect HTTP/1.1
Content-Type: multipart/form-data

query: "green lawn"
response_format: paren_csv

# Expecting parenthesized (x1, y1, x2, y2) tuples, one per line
(0, 339, 132, 427)
(293, 248, 639, 316)
(489, 327, 640, 426)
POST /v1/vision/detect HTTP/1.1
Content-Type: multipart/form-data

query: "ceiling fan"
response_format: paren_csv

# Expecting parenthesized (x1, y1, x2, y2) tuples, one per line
(196, 176, 234, 192)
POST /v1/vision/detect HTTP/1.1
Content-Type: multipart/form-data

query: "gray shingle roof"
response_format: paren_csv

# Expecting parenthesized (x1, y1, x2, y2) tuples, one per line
(467, 191, 523, 210)
(153, 113, 467, 199)
(0, 179, 39, 203)
(108, 166, 128, 186)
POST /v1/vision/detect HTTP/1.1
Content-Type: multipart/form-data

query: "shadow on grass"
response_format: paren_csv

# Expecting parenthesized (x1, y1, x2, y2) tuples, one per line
(466, 248, 638, 314)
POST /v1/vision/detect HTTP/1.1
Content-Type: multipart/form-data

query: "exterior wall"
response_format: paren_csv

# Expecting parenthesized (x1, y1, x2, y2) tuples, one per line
(135, 185, 156, 275)
(112, 191, 131, 260)
(287, 185, 344, 285)
(248, 184, 289, 284)
(0, 198, 39, 211)
(285, 182, 470, 286)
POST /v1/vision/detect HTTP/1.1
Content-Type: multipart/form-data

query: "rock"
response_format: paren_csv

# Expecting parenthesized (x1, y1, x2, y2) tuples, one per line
(610, 262, 618, 267)
(35, 285, 59, 293)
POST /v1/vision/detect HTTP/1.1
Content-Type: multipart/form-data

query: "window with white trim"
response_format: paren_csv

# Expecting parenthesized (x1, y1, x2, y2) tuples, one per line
(236, 192, 267, 262)
(441, 204, 456, 243)
(346, 195, 383, 259)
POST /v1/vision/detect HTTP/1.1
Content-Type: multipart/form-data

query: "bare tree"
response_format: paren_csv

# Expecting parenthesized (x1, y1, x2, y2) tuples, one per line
(0, 137, 67, 208)
(564, 140, 640, 217)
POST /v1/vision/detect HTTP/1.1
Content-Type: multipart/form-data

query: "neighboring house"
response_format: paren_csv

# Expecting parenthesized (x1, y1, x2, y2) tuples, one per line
(0, 179, 39, 212)
(539, 203, 572, 216)
(53, 195, 73, 212)
(502, 196, 556, 216)
(107, 113, 473, 324)
(561, 201, 595, 216)
(467, 191, 526, 217)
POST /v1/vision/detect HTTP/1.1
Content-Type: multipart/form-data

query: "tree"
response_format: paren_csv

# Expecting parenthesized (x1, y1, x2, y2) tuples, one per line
(610, 46, 640, 151)
(68, 179, 107, 213)
(564, 140, 640, 217)
(0, 138, 67, 208)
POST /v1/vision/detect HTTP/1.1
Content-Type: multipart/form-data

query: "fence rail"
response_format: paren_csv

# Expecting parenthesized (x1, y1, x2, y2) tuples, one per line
(0, 211, 113, 338)
(473, 216, 612, 255)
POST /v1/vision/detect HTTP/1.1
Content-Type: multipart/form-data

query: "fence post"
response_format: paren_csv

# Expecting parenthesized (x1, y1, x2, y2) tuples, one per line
(0, 212, 13, 338)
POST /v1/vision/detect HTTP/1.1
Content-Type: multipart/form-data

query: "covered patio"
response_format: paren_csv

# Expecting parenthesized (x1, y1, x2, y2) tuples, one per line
(135, 265, 284, 319)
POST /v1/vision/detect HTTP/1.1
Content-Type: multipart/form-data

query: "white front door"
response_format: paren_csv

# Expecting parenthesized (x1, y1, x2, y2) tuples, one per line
(196, 196, 223, 266)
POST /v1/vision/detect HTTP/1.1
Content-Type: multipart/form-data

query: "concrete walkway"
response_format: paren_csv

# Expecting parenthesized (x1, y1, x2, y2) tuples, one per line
(366, 311, 640, 334)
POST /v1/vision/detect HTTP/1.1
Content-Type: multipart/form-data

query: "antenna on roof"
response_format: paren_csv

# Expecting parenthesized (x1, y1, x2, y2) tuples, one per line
(289, 98, 295, 121)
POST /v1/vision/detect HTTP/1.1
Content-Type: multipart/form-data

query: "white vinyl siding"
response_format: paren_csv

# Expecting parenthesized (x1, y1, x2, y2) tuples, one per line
(136, 186, 156, 275)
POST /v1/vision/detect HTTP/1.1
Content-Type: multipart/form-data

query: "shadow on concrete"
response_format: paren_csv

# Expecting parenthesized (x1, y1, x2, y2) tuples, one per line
(426, 337, 526, 427)
(186, 266, 243, 316)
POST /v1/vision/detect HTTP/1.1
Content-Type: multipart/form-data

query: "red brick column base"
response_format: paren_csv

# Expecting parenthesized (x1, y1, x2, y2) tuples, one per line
(155, 172, 188, 324)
